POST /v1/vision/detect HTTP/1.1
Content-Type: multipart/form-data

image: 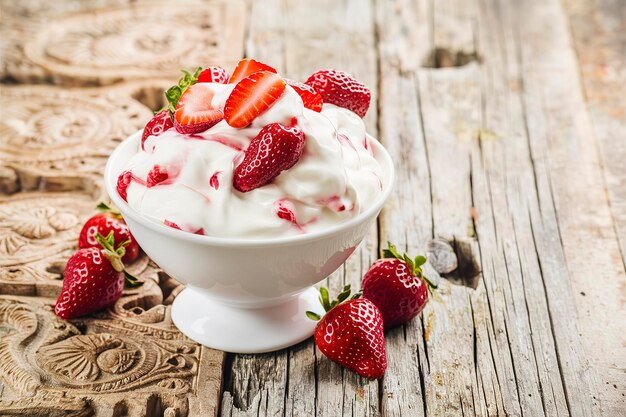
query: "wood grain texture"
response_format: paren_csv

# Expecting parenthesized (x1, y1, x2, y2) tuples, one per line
(561, 0, 626, 413)
(1, 0, 246, 86)
(221, 1, 381, 416)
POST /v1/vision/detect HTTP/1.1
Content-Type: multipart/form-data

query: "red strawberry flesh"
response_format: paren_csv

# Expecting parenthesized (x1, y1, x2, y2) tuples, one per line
(285, 79, 323, 112)
(198, 66, 229, 84)
(228, 58, 277, 84)
(175, 83, 224, 134)
(224, 71, 286, 128)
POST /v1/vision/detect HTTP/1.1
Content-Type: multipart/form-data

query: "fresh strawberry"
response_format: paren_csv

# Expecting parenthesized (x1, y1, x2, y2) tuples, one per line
(233, 122, 305, 192)
(307, 286, 386, 379)
(141, 110, 173, 150)
(198, 66, 229, 84)
(55, 232, 142, 320)
(224, 71, 286, 128)
(117, 170, 132, 202)
(228, 58, 277, 84)
(174, 83, 224, 134)
(78, 203, 139, 263)
(285, 79, 323, 112)
(362, 243, 436, 328)
(304, 69, 370, 117)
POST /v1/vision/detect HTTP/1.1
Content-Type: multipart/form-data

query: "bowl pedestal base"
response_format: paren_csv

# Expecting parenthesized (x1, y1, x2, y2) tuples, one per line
(171, 286, 323, 353)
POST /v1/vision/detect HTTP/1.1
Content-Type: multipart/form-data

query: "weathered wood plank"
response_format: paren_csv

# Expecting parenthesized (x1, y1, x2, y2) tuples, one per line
(376, 0, 610, 416)
(515, 0, 626, 414)
(565, 0, 626, 265)
(221, 1, 381, 416)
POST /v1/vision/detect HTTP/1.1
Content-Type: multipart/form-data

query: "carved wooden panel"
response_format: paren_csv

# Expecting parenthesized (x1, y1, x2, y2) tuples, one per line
(1, 1, 246, 86)
(0, 291, 224, 417)
(0, 2, 243, 407)
(0, 188, 225, 415)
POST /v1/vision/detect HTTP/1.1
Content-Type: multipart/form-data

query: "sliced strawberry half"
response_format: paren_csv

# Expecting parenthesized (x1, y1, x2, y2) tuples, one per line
(305, 69, 371, 118)
(224, 71, 286, 128)
(174, 83, 224, 134)
(285, 79, 323, 112)
(228, 58, 277, 84)
(198, 66, 229, 84)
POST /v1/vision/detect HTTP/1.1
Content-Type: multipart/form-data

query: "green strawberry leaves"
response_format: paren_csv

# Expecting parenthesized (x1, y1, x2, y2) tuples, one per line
(96, 202, 122, 218)
(165, 67, 203, 119)
(95, 232, 143, 288)
(383, 241, 437, 292)
(307, 284, 361, 321)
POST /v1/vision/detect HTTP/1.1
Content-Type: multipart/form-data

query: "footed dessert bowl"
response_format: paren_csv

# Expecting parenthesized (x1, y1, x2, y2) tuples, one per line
(105, 130, 394, 353)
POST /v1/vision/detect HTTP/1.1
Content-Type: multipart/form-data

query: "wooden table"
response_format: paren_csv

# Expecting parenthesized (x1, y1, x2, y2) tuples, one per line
(1, 0, 624, 416)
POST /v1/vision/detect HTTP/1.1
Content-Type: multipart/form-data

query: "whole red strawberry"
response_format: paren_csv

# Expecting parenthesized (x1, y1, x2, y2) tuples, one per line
(78, 203, 139, 263)
(304, 69, 370, 117)
(362, 243, 436, 328)
(141, 110, 173, 150)
(307, 286, 386, 379)
(55, 232, 142, 320)
(233, 122, 305, 192)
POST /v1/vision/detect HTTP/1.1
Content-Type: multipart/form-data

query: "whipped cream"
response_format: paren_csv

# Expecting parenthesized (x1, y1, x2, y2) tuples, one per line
(123, 83, 384, 238)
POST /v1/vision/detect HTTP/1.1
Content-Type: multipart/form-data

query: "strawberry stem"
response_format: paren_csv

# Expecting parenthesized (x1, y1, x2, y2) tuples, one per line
(95, 232, 143, 288)
(382, 241, 437, 292)
(164, 66, 203, 119)
(96, 202, 121, 217)
(306, 284, 361, 321)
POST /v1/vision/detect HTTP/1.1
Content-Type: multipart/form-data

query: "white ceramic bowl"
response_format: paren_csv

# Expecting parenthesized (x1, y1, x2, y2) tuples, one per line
(104, 131, 394, 352)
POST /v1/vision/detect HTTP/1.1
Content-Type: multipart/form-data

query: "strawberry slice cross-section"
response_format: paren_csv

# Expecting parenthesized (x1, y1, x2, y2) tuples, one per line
(224, 71, 286, 128)
(174, 83, 224, 134)
(228, 58, 277, 84)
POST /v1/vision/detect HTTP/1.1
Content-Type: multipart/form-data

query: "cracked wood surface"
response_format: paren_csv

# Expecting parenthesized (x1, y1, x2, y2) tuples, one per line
(1, 0, 624, 416)
(222, 0, 625, 416)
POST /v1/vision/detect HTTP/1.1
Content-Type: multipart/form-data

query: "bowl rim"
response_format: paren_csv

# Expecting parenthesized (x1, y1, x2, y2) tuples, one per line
(104, 129, 395, 248)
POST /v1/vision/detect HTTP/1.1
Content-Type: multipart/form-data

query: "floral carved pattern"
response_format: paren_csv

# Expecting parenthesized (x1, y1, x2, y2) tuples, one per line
(0, 1, 242, 415)
(1, 1, 245, 86)
(0, 295, 221, 416)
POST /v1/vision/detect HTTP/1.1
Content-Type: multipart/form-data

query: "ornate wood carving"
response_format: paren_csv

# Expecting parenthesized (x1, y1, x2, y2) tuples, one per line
(0, 1, 241, 414)
(1, 1, 246, 86)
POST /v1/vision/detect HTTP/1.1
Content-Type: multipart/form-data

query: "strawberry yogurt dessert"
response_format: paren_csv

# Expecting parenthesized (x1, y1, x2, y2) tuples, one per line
(116, 59, 384, 239)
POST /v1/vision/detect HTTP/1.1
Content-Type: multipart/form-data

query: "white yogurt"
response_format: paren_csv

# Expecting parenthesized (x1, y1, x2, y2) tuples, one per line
(123, 82, 384, 238)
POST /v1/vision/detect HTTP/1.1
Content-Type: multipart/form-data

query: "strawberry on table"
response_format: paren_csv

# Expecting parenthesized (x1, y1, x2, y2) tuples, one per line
(285, 79, 323, 112)
(304, 69, 371, 117)
(307, 285, 387, 379)
(198, 66, 229, 84)
(55, 232, 142, 320)
(141, 110, 173, 150)
(174, 83, 224, 134)
(224, 71, 286, 128)
(228, 58, 277, 84)
(233, 122, 305, 192)
(362, 242, 436, 328)
(78, 203, 139, 263)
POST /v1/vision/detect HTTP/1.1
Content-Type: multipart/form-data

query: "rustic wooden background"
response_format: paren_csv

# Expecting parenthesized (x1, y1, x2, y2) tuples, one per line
(0, 0, 624, 416)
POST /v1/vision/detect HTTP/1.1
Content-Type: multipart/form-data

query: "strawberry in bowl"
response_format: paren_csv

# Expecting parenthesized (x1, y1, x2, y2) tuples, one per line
(104, 59, 394, 353)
